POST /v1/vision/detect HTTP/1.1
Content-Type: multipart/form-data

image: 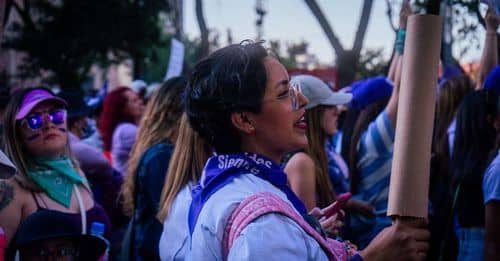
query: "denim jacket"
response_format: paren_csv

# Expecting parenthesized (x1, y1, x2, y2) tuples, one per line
(133, 142, 174, 260)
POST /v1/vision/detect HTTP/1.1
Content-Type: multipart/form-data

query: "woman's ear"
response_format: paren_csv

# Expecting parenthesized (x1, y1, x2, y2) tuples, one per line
(230, 112, 255, 135)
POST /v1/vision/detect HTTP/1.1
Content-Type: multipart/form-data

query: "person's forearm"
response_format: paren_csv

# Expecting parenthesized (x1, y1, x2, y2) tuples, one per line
(388, 53, 398, 82)
(386, 55, 402, 128)
(477, 30, 498, 89)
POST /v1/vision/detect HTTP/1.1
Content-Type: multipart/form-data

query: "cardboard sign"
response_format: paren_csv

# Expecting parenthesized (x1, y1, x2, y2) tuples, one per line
(387, 14, 443, 218)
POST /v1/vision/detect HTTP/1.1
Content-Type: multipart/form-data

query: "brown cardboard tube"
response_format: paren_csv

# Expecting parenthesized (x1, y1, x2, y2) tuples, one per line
(387, 14, 442, 218)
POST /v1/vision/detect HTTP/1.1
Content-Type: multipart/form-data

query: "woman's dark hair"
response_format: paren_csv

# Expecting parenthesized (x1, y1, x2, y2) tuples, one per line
(185, 42, 269, 153)
(433, 75, 474, 178)
(99, 87, 136, 151)
(452, 90, 498, 185)
(340, 108, 361, 167)
(349, 97, 389, 194)
(451, 90, 498, 227)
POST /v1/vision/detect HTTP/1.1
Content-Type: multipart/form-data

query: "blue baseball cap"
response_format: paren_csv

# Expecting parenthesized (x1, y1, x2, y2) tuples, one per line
(350, 76, 393, 110)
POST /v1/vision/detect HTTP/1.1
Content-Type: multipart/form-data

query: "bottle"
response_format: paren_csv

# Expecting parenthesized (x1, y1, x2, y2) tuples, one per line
(90, 222, 109, 261)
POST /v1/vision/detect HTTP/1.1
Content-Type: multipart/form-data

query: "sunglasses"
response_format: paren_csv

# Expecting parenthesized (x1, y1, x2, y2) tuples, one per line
(21, 109, 67, 131)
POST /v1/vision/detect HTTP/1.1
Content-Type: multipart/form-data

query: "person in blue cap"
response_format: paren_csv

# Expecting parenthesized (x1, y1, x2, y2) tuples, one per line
(347, 73, 399, 249)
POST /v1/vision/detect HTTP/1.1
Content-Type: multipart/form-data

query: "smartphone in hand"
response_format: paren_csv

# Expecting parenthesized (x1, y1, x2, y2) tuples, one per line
(322, 192, 352, 219)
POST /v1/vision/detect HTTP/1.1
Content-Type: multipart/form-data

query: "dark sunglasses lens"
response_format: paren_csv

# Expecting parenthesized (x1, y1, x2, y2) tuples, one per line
(26, 115, 44, 130)
(50, 110, 66, 125)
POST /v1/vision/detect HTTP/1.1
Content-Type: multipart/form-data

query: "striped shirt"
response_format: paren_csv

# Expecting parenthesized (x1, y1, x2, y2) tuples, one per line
(483, 151, 500, 205)
(356, 110, 395, 214)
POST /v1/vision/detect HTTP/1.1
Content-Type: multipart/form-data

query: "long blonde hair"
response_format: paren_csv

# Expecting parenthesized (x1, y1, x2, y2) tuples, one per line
(305, 106, 335, 208)
(121, 77, 186, 216)
(157, 113, 209, 221)
(2, 87, 80, 191)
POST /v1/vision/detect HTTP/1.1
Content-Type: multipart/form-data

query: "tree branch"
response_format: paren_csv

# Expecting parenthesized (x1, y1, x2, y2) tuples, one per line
(385, 0, 398, 32)
(303, 0, 344, 54)
(353, 0, 374, 55)
(195, 0, 209, 57)
(11, 0, 36, 30)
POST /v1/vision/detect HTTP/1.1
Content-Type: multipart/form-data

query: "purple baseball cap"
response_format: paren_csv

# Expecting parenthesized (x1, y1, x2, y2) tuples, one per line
(15, 89, 68, 120)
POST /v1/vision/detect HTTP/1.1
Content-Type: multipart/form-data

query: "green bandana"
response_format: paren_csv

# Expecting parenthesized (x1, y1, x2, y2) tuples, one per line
(27, 157, 87, 208)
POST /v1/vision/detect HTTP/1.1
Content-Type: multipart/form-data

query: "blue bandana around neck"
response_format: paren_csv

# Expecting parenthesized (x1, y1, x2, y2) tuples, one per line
(188, 153, 308, 234)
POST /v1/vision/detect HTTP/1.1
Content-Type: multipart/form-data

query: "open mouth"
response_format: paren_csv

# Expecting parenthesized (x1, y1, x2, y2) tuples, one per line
(294, 114, 307, 129)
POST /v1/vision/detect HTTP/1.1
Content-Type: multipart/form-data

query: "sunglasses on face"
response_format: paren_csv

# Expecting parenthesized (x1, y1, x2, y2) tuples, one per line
(21, 109, 67, 131)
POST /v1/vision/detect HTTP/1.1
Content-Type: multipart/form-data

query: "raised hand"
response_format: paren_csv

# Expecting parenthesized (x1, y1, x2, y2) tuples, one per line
(399, 0, 413, 29)
(485, 7, 499, 32)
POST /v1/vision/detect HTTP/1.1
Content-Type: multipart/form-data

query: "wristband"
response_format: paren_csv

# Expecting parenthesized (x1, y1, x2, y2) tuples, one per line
(395, 29, 406, 54)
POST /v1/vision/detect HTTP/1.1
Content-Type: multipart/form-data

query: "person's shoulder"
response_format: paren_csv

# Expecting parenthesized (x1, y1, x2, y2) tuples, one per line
(287, 152, 314, 167)
(114, 122, 137, 135)
(71, 138, 103, 156)
(145, 142, 174, 155)
(0, 178, 30, 212)
(285, 152, 315, 174)
(484, 153, 500, 183)
(197, 175, 287, 231)
(483, 153, 500, 204)
(118, 122, 137, 129)
(141, 142, 174, 162)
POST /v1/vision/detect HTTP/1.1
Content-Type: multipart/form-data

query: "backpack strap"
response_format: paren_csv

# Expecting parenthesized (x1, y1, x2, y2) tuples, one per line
(222, 192, 354, 261)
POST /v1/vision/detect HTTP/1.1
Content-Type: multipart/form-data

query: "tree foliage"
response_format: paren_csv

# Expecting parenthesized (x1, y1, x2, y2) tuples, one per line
(387, 0, 489, 63)
(358, 48, 390, 79)
(2, 0, 169, 90)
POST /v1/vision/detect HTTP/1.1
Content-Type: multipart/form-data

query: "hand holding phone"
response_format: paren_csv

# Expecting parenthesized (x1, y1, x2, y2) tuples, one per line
(322, 192, 352, 219)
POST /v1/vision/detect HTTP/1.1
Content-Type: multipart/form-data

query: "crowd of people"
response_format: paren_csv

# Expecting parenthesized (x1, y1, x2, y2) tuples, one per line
(0, 3, 499, 261)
